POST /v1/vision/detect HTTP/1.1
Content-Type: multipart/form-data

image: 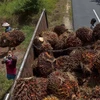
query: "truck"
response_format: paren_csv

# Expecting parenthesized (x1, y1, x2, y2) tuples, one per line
(4, 8, 100, 100)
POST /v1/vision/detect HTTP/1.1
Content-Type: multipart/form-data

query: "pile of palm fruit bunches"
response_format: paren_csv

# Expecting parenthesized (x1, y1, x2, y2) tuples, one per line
(12, 24, 100, 100)
(0, 30, 25, 49)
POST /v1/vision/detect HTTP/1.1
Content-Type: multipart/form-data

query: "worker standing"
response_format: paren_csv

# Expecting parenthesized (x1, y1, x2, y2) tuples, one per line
(90, 18, 96, 30)
(1, 50, 17, 80)
(2, 22, 12, 32)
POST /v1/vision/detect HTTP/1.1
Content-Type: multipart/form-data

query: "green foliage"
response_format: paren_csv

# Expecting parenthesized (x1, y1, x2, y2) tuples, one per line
(0, 0, 28, 17)
(0, 0, 59, 17)
(0, 71, 13, 100)
(20, 25, 34, 49)
(39, 0, 59, 13)
(14, 0, 40, 14)
(0, 0, 59, 25)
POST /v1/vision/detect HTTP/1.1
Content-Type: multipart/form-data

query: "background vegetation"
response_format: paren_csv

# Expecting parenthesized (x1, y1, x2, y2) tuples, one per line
(0, 0, 58, 28)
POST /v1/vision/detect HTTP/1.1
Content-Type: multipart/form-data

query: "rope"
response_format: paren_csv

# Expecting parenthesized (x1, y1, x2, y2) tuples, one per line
(33, 44, 92, 53)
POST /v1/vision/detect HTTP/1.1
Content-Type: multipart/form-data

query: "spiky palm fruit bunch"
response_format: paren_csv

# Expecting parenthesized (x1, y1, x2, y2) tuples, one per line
(78, 87, 92, 100)
(48, 71, 79, 100)
(12, 77, 48, 100)
(90, 86, 100, 99)
(70, 49, 83, 61)
(92, 40, 100, 50)
(66, 35, 82, 48)
(0, 30, 25, 47)
(43, 95, 59, 100)
(82, 50, 96, 69)
(93, 23, 100, 41)
(76, 27, 93, 44)
(40, 31, 59, 48)
(37, 52, 56, 77)
(94, 54, 100, 73)
(55, 55, 80, 72)
(78, 86, 100, 100)
(41, 41, 53, 51)
(55, 32, 70, 49)
(53, 24, 68, 36)
(79, 50, 97, 76)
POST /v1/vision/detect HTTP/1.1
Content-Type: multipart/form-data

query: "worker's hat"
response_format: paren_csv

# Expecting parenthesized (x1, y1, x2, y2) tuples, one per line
(2, 22, 10, 27)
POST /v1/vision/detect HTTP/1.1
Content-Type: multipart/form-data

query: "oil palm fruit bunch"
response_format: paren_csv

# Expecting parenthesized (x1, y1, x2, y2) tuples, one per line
(48, 71, 79, 100)
(66, 35, 82, 48)
(0, 30, 25, 47)
(53, 24, 68, 36)
(12, 77, 48, 100)
(43, 95, 59, 100)
(93, 23, 100, 41)
(37, 52, 56, 77)
(41, 31, 59, 48)
(55, 32, 70, 49)
(76, 27, 93, 45)
(55, 55, 80, 72)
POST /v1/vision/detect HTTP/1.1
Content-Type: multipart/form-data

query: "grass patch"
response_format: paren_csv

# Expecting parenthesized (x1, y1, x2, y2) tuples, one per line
(20, 26, 34, 49)
(0, 0, 31, 17)
(40, 0, 59, 14)
(0, 71, 13, 100)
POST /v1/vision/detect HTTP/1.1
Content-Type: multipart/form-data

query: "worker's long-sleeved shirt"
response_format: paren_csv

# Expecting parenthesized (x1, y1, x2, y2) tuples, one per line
(5, 56, 17, 75)
(5, 26, 12, 32)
